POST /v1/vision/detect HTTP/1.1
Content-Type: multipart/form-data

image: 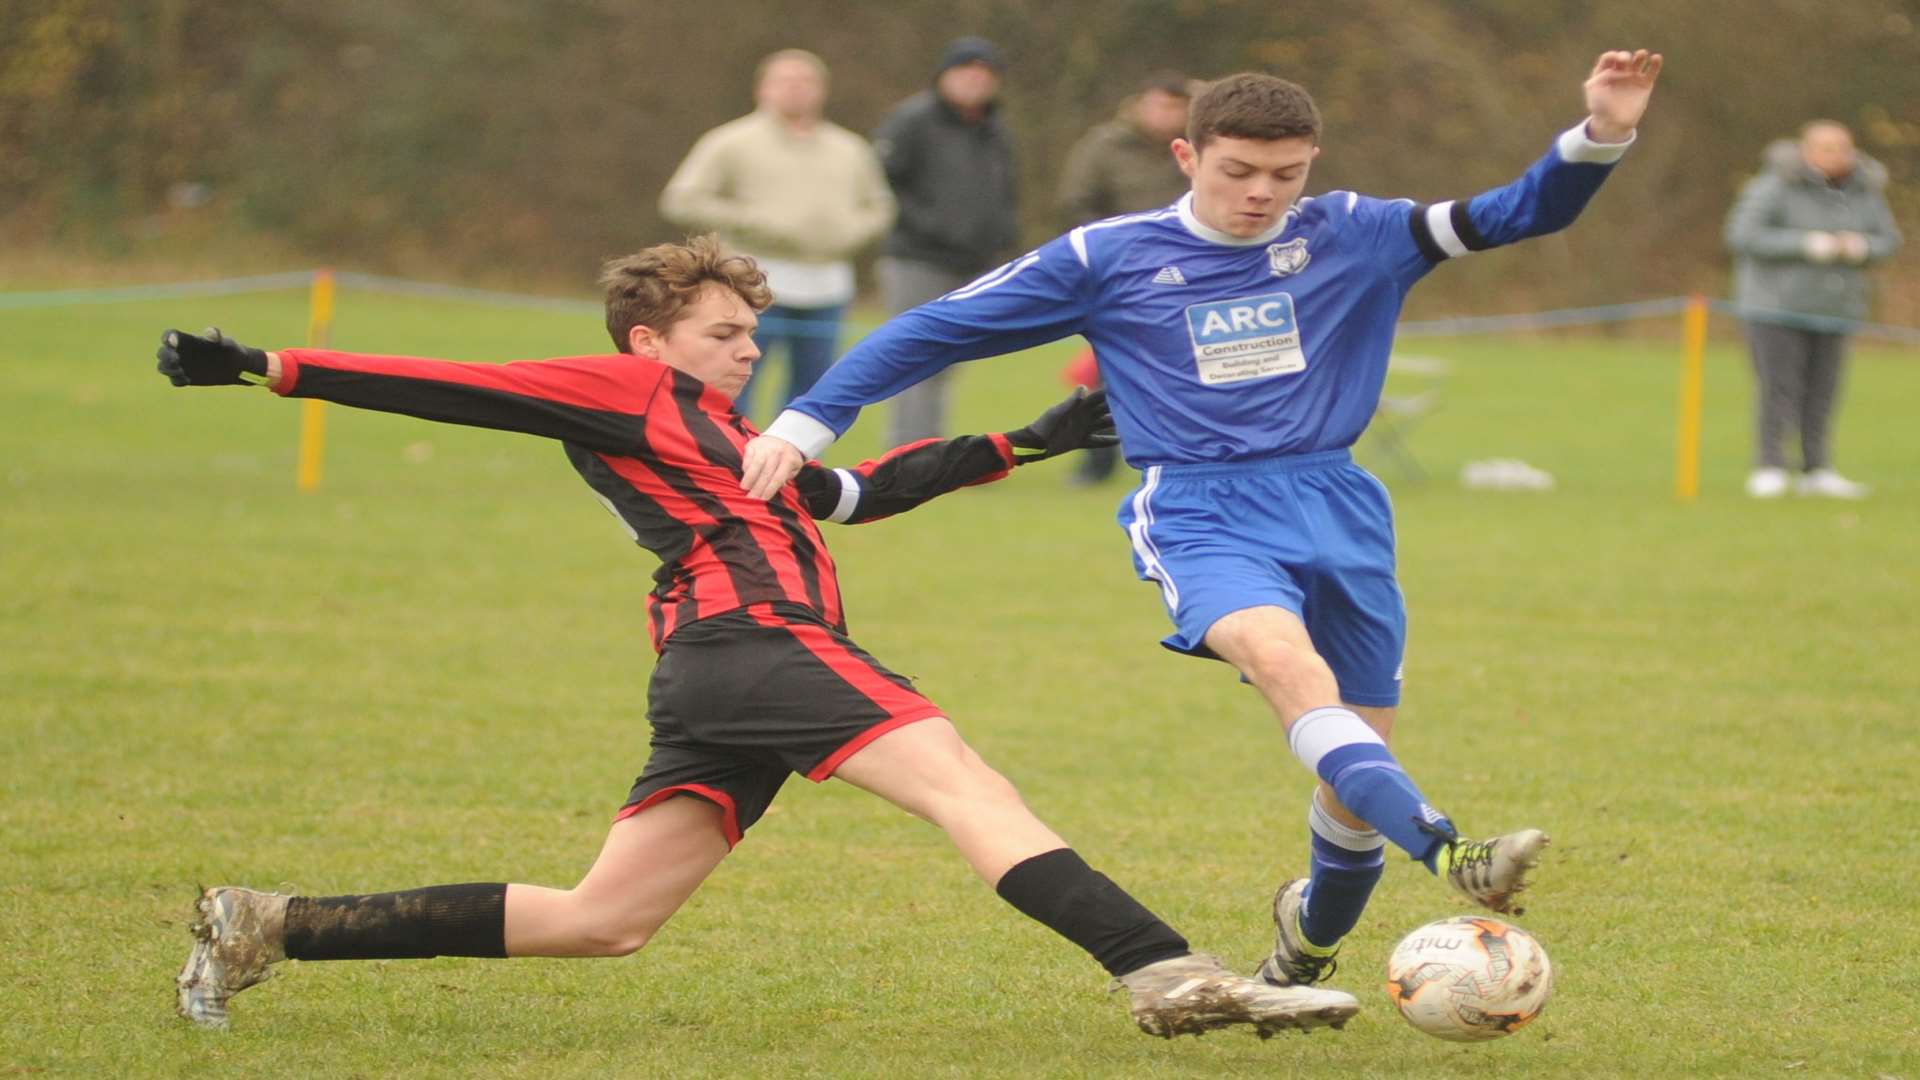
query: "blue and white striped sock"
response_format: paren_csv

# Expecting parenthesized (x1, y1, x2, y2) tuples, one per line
(1288, 706, 1454, 864)
(1299, 793, 1386, 949)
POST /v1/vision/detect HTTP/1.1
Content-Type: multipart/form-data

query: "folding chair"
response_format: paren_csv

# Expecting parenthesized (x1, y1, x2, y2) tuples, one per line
(1367, 388, 1442, 483)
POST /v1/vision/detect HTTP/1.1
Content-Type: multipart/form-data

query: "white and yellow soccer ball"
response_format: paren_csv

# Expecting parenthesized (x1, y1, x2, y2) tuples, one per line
(1384, 916, 1553, 1041)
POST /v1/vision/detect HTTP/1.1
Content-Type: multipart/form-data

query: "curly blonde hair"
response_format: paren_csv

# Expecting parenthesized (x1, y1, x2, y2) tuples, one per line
(599, 234, 772, 352)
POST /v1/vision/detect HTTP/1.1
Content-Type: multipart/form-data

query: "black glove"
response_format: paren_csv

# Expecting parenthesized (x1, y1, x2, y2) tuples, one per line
(156, 327, 271, 387)
(1005, 387, 1119, 464)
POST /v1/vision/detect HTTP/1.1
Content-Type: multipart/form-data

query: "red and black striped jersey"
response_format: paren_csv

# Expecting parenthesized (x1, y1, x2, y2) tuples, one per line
(274, 348, 1016, 650)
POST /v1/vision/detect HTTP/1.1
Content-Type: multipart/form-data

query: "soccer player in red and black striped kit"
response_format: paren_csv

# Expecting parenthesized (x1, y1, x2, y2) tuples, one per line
(163, 235, 1358, 1038)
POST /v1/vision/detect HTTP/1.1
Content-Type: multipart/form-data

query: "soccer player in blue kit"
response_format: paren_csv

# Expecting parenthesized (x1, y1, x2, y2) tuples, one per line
(741, 50, 1663, 1003)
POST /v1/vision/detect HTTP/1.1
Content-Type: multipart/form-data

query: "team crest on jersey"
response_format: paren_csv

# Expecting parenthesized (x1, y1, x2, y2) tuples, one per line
(1183, 292, 1307, 385)
(1267, 238, 1311, 278)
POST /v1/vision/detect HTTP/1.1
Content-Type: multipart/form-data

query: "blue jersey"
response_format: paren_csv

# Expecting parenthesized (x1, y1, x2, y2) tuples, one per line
(768, 124, 1634, 467)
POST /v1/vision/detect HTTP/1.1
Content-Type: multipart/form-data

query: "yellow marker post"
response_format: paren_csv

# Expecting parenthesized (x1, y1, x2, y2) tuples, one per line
(297, 269, 335, 492)
(1674, 294, 1709, 503)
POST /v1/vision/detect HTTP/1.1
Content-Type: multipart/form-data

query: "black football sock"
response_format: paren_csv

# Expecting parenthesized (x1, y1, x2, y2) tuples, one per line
(994, 848, 1190, 977)
(284, 883, 507, 960)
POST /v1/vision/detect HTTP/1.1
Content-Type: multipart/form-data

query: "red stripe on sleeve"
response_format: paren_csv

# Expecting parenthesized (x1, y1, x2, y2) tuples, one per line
(277, 349, 668, 414)
(986, 431, 1016, 470)
(272, 350, 304, 395)
(866, 437, 944, 469)
(957, 433, 1016, 489)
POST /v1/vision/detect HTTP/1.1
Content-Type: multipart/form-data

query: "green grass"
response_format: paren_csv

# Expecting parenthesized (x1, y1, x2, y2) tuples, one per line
(4, 286, 1918, 1078)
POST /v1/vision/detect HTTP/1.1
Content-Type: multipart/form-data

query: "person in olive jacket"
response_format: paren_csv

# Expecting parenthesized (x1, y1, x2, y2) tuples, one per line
(1053, 72, 1193, 486)
(870, 36, 1019, 447)
(1725, 121, 1902, 499)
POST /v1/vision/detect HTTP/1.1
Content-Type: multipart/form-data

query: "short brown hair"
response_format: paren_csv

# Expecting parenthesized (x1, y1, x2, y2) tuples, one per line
(599, 234, 772, 353)
(1187, 73, 1322, 151)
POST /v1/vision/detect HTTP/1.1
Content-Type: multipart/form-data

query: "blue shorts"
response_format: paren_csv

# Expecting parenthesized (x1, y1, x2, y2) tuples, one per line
(1117, 449, 1406, 707)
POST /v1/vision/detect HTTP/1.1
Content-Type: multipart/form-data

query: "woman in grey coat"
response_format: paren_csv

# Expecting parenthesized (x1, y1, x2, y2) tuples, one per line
(1725, 121, 1902, 499)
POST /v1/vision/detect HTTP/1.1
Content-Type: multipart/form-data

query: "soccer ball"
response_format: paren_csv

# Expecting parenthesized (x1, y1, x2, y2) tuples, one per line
(1384, 916, 1553, 1041)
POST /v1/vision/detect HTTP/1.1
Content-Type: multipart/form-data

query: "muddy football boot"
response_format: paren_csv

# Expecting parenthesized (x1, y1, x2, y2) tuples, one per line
(1436, 828, 1550, 916)
(1255, 878, 1342, 988)
(176, 886, 288, 1029)
(1117, 951, 1359, 1039)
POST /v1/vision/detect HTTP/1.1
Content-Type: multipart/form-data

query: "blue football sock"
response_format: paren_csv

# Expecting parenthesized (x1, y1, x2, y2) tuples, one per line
(1288, 706, 1454, 864)
(1299, 797, 1385, 949)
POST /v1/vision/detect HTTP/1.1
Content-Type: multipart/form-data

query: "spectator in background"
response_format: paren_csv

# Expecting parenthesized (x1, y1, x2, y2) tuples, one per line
(1725, 120, 1902, 499)
(660, 49, 896, 422)
(1054, 72, 1193, 486)
(871, 36, 1018, 446)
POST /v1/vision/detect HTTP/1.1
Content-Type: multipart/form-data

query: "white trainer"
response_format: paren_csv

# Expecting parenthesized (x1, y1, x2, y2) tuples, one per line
(1117, 951, 1359, 1039)
(1745, 467, 1790, 498)
(1795, 468, 1868, 499)
(1255, 878, 1343, 988)
(176, 886, 289, 1029)
(1439, 829, 1550, 916)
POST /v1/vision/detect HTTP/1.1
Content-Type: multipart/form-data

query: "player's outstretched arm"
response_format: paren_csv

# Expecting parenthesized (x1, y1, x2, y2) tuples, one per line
(746, 235, 1098, 497)
(792, 388, 1117, 523)
(155, 328, 660, 454)
(1583, 49, 1662, 143)
(1402, 49, 1664, 268)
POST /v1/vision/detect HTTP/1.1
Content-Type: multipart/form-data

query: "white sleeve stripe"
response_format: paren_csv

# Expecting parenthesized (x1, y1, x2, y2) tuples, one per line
(944, 253, 1041, 301)
(1345, 191, 1359, 213)
(1425, 201, 1470, 259)
(827, 468, 861, 523)
(1555, 121, 1635, 164)
(1069, 227, 1090, 267)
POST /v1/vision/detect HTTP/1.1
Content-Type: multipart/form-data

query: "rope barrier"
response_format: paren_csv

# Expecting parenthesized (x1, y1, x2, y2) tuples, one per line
(1398, 296, 1695, 336)
(5, 271, 1917, 346)
(0, 271, 317, 309)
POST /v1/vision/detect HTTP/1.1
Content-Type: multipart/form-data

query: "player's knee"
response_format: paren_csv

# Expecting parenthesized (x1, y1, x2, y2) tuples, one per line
(1236, 636, 1334, 692)
(968, 764, 1026, 809)
(577, 913, 660, 957)
(583, 927, 653, 958)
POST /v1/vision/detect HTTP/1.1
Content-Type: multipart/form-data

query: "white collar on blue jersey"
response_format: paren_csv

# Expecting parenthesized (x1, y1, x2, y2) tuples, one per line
(1176, 192, 1297, 247)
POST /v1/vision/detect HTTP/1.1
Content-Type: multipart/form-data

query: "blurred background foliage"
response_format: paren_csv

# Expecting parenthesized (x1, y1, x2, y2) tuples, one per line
(5, 0, 1918, 318)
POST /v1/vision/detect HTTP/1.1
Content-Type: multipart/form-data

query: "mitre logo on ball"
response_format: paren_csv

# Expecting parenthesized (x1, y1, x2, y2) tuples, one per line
(1385, 916, 1554, 1042)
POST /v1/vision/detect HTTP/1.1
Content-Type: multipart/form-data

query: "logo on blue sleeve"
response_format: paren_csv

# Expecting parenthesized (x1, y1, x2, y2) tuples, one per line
(1183, 292, 1308, 385)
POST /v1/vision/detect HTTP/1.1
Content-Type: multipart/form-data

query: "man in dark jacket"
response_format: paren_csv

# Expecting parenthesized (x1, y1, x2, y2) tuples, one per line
(1725, 121, 1903, 499)
(871, 36, 1018, 446)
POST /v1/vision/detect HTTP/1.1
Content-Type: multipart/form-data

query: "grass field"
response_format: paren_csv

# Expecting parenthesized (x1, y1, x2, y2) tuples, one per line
(4, 285, 1918, 1078)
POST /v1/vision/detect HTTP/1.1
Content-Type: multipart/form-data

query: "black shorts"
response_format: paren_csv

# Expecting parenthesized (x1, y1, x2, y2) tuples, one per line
(618, 602, 945, 847)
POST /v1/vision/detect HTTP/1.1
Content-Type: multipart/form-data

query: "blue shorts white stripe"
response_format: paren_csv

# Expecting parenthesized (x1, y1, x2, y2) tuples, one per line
(1115, 449, 1407, 707)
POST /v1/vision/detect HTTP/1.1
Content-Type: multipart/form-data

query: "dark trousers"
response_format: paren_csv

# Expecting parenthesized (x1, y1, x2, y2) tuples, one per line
(1075, 443, 1121, 483)
(877, 258, 974, 446)
(740, 303, 845, 424)
(1746, 320, 1849, 471)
